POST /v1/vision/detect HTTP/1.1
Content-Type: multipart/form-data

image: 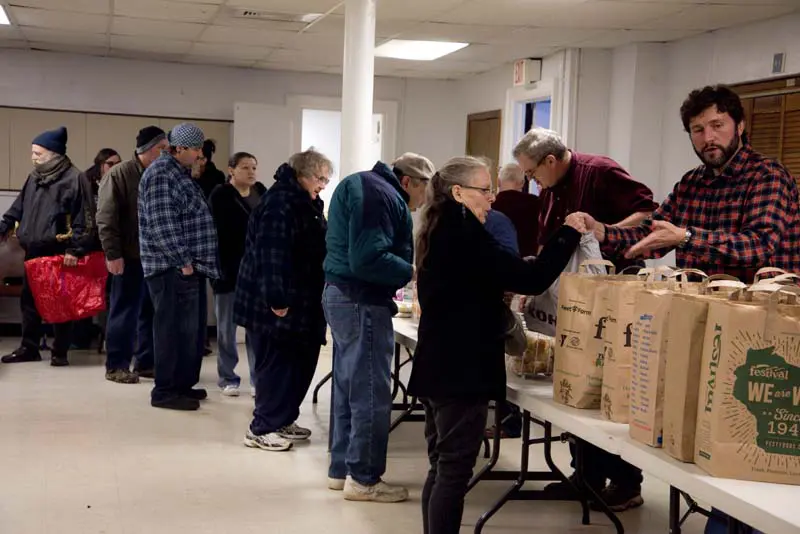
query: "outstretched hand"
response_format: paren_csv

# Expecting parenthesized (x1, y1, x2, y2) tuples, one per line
(625, 220, 686, 259)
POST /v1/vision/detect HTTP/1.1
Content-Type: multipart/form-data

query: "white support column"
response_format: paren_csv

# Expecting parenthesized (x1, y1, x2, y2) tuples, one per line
(339, 0, 377, 177)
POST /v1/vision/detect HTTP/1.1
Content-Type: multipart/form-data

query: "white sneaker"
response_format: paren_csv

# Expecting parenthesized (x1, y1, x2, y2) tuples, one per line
(221, 385, 240, 397)
(277, 422, 312, 441)
(343, 477, 409, 503)
(328, 477, 346, 491)
(243, 430, 293, 452)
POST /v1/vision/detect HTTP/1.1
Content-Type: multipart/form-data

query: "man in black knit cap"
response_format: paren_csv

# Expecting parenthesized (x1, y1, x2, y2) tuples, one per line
(96, 126, 168, 383)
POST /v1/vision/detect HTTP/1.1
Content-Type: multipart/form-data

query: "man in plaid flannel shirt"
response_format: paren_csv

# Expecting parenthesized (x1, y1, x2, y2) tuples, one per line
(138, 123, 219, 411)
(593, 85, 799, 283)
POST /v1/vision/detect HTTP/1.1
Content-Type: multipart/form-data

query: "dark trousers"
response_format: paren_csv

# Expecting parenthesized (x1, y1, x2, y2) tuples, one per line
(146, 270, 200, 403)
(193, 275, 208, 386)
(422, 398, 489, 534)
(21, 272, 72, 356)
(570, 438, 643, 490)
(105, 259, 154, 371)
(249, 331, 321, 435)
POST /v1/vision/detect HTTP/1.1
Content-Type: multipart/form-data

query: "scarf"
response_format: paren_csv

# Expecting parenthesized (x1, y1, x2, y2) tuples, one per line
(33, 155, 72, 186)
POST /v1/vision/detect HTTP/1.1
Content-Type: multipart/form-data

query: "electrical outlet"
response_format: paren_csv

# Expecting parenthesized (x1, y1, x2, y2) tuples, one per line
(772, 52, 785, 74)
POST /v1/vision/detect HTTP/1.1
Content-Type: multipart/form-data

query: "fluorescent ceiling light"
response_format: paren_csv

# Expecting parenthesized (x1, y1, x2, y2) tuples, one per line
(375, 39, 469, 61)
(300, 13, 323, 23)
(0, 6, 11, 26)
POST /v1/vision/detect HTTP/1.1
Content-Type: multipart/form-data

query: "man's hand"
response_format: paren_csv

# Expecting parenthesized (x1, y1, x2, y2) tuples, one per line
(181, 264, 194, 276)
(625, 220, 686, 259)
(272, 308, 289, 317)
(107, 258, 124, 275)
(63, 254, 78, 267)
(564, 212, 588, 233)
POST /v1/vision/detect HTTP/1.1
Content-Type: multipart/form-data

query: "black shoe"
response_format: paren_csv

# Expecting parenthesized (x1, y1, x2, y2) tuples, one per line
(151, 396, 200, 411)
(543, 474, 604, 500)
(50, 354, 69, 367)
(135, 368, 155, 379)
(1, 347, 42, 364)
(105, 369, 140, 384)
(184, 388, 208, 401)
(591, 484, 644, 512)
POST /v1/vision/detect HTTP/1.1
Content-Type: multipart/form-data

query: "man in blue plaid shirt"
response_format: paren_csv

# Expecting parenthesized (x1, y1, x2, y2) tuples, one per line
(138, 123, 219, 411)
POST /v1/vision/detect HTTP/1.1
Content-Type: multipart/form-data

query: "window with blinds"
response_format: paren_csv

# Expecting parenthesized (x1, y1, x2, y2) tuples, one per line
(735, 76, 800, 180)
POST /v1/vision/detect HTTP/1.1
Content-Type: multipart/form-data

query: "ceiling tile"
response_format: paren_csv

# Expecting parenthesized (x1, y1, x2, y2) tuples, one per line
(0, 25, 25, 40)
(639, 4, 799, 30)
(509, 27, 608, 47)
(432, 0, 587, 26)
(20, 28, 108, 46)
(534, 1, 686, 29)
(111, 16, 206, 40)
(114, 0, 219, 24)
(111, 35, 194, 54)
(576, 28, 702, 48)
(224, 0, 343, 16)
(183, 55, 258, 68)
(255, 61, 336, 73)
(391, 22, 523, 45)
(161, 0, 225, 3)
(9, 6, 109, 32)
(0, 40, 30, 49)
(443, 42, 557, 63)
(266, 46, 343, 66)
(29, 42, 108, 56)
(377, 0, 472, 21)
(189, 42, 273, 61)
(7, 0, 110, 14)
(201, 25, 299, 47)
(108, 49, 185, 63)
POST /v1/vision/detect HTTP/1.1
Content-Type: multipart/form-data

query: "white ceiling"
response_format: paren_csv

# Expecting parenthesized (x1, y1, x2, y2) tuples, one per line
(0, 0, 798, 79)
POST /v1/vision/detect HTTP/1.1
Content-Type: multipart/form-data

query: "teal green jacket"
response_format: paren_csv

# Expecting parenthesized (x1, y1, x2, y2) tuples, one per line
(324, 162, 413, 304)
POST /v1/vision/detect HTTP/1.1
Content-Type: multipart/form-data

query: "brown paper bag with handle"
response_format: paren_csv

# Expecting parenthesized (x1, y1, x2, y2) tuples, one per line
(695, 286, 800, 484)
(600, 266, 676, 423)
(662, 276, 746, 462)
(553, 260, 618, 409)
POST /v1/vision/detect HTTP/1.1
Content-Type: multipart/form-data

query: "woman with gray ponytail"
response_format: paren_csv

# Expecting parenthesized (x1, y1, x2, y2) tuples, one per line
(408, 156, 588, 534)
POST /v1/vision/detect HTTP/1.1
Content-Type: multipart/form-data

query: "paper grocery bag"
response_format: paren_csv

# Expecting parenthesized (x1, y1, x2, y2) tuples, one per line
(629, 289, 673, 447)
(553, 260, 616, 409)
(663, 278, 745, 462)
(695, 289, 800, 485)
(600, 281, 643, 423)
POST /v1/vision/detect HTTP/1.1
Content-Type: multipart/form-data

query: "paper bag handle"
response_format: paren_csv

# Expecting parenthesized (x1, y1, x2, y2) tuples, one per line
(578, 259, 616, 275)
(668, 268, 709, 282)
(754, 267, 787, 282)
(755, 273, 800, 286)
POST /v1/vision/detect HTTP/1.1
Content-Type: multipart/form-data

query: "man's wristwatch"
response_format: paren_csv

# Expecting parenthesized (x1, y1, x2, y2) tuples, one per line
(678, 228, 692, 249)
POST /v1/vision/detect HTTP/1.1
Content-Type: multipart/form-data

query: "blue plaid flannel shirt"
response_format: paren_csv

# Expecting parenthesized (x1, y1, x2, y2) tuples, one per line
(138, 152, 219, 279)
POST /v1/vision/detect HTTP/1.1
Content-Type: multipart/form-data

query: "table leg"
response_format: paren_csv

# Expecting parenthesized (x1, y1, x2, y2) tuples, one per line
(669, 486, 682, 534)
(391, 342, 401, 401)
(474, 409, 532, 534)
(543, 427, 589, 525)
(575, 439, 624, 534)
(467, 402, 503, 492)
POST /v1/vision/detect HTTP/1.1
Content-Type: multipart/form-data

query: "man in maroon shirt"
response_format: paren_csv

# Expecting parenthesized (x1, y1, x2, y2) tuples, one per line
(593, 85, 799, 281)
(513, 128, 657, 512)
(492, 163, 541, 258)
(514, 127, 658, 272)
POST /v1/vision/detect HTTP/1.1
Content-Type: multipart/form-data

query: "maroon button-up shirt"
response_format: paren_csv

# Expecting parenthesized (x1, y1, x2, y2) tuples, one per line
(492, 190, 541, 258)
(538, 151, 658, 269)
(604, 144, 800, 283)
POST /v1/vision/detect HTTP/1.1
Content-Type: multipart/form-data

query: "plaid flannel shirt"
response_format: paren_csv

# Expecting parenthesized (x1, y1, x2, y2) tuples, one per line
(138, 153, 219, 279)
(604, 144, 800, 282)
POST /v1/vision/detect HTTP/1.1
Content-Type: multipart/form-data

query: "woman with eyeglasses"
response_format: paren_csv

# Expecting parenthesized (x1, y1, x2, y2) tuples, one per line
(86, 148, 122, 202)
(407, 156, 588, 534)
(208, 152, 266, 397)
(235, 148, 332, 452)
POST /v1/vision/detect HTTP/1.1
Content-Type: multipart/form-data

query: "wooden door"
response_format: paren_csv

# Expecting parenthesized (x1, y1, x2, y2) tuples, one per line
(466, 110, 502, 188)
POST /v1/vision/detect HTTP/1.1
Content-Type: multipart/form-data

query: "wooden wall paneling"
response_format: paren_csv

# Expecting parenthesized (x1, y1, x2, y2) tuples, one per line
(86, 114, 162, 162)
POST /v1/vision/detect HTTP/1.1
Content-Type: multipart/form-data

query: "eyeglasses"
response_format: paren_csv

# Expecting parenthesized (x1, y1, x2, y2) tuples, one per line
(461, 185, 496, 197)
(315, 176, 330, 186)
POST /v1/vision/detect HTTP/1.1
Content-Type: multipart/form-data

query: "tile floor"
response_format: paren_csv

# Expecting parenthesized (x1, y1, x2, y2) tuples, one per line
(0, 339, 709, 534)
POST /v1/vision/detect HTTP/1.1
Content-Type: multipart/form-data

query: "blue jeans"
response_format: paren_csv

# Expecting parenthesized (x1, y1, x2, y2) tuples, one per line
(249, 331, 321, 435)
(215, 292, 256, 388)
(146, 270, 201, 403)
(105, 259, 154, 372)
(323, 284, 394, 486)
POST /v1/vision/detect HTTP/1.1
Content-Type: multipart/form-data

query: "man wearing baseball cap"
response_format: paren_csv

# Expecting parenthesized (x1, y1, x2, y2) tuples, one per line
(97, 126, 168, 384)
(138, 123, 219, 411)
(323, 152, 434, 503)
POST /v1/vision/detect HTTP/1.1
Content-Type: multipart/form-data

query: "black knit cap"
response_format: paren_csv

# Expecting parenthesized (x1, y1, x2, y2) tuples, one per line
(136, 125, 166, 154)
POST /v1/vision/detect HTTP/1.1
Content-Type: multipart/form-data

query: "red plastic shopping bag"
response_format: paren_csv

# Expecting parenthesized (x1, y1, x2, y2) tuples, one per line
(24, 251, 108, 323)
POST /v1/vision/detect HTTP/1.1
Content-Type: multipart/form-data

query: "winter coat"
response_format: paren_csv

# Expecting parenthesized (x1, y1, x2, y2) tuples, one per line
(234, 164, 327, 343)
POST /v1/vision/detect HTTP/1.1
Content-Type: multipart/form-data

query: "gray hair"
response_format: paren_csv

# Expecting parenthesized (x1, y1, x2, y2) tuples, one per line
(512, 127, 568, 165)
(289, 147, 333, 179)
(499, 163, 524, 187)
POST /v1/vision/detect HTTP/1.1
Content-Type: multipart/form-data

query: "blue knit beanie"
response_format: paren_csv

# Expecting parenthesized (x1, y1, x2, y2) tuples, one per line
(32, 126, 68, 155)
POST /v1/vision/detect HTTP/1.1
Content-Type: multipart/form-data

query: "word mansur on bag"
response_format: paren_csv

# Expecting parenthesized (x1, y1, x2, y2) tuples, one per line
(696, 286, 800, 485)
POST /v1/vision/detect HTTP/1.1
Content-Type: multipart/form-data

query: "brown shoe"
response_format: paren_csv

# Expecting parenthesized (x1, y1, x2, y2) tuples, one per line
(105, 369, 140, 384)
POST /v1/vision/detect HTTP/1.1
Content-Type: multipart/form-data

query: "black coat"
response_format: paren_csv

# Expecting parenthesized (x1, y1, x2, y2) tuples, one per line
(198, 161, 227, 199)
(208, 182, 267, 294)
(234, 164, 328, 344)
(407, 200, 581, 401)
